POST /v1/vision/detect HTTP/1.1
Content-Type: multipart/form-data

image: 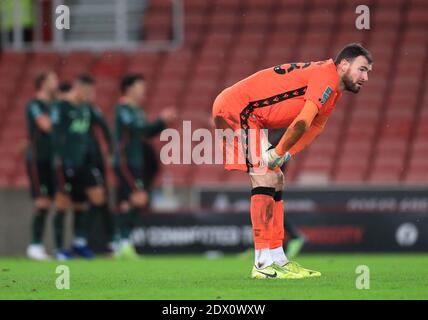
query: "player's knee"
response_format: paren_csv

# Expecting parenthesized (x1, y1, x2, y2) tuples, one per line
(35, 197, 51, 209)
(73, 202, 86, 211)
(91, 195, 105, 206)
(55, 192, 70, 210)
(119, 201, 130, 213)
(130, 191, 148, 208)
(87, 187, 106, 206)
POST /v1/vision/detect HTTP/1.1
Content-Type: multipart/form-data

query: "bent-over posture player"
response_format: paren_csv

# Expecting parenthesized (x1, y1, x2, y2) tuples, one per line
(212, 43, 372, 279)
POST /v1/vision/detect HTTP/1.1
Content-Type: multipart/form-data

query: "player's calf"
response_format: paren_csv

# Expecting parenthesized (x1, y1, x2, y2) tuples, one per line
(113, 191, 147, 260)
(250, 186, 275, 270)
(27, 199, 52, 261)
(27, 197, 52, 261)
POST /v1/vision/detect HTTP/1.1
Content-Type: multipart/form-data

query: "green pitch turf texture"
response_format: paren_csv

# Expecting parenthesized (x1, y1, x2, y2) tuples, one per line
(1, 254, 427, 300)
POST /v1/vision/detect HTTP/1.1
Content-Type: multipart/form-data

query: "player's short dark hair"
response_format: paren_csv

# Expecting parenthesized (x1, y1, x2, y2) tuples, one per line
(75, 74, 95, 86)
(34, 70, 55, 90)
(121, 74, 145, 94)
(58, 81, 72, 93)
(334, 43, 373, 66)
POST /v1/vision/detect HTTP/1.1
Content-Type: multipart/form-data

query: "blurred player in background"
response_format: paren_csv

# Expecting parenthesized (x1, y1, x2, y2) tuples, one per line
(113, 74, 176, 259)
(58, 81, 72, 100)
(84, 87, 114, 253)
(25, 70, 58, 260)
(140, 140, 160, 202)
(51, 75, 111, 260)
(58, 80, 115, 255)
(213, 43, 372, 279)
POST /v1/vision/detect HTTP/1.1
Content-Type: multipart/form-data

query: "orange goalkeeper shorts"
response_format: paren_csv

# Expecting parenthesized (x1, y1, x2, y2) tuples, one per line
(212, 89, 269, 174)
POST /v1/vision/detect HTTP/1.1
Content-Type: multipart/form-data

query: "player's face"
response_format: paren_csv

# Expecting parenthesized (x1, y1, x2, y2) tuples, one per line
(342, 56, 372, 93)
(131, 80, 146, 103)
(45, 72, 59, 94)
(83, 85, 96, 103)
(77, 84, 96, 103)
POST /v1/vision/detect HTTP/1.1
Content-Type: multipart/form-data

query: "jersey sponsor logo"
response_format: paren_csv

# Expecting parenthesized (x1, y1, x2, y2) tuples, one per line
(69, 108, 91, 133)
(319, 86, 334, 106)
(70, 118, 90, 133)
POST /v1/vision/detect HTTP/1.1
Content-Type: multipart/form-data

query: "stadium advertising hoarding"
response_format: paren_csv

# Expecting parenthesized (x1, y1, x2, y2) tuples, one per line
(130, 211, 428, 254)
(195, 186, 428, 214)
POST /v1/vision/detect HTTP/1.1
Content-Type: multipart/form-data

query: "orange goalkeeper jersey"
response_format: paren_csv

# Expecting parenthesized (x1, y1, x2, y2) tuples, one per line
(214, 59, 342, 129)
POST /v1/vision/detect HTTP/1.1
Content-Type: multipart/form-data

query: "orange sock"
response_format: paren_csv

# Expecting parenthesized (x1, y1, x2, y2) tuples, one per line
(250, 187, 275, 250)
(270, 191, 284, 249)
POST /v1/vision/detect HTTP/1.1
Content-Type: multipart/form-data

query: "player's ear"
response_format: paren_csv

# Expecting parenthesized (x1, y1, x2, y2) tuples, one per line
(340, 59, 350, 72)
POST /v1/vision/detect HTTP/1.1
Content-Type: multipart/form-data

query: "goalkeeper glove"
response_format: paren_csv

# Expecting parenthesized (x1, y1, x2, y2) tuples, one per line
(261, 148, 292, 169)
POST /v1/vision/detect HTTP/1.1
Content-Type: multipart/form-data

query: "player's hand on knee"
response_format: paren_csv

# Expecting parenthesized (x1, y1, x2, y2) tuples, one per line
(262, 148, 292, 169)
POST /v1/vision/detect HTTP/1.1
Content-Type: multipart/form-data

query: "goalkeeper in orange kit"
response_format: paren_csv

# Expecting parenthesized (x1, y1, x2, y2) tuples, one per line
(212, 43, 372, 279)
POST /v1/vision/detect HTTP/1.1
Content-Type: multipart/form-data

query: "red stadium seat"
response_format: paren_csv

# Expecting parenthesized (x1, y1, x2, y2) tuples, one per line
(272, 11, 302, 30)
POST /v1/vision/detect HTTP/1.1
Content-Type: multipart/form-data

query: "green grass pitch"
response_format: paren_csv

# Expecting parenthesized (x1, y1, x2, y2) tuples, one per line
(1, 254, 427, 300)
